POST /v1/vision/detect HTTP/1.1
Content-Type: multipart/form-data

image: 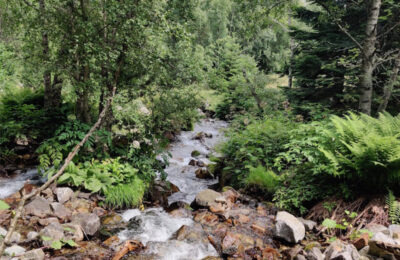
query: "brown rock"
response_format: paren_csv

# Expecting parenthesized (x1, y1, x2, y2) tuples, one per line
(353, 232, 369, 250)
(51, 202, 72, 221)
(93, 207, 107, 217)
(222, 232, 239, 255)
(63, 223, 84, 242)
(251, 224, 266, 235)
(194, 211, 219, 227)
(38, 217, 59, 226)
(103, 235, 120, 247)
(209, 203, 225, 214)
(195, 168, 213, 179)
(25, 197, 52, 218)
(236, 215, 250, 224)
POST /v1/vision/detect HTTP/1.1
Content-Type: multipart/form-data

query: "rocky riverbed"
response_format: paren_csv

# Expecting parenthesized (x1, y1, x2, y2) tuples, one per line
(1, 119, 400, 259)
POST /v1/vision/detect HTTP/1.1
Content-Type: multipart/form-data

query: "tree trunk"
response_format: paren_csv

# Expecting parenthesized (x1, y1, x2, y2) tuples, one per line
(358, 0, 382, 115)
(377, 55, 400, 113)
(40, 0, 62, 109)
(288, 10, 294, 89)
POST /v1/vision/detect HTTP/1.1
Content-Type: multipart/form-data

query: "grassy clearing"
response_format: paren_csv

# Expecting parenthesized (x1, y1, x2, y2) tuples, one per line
(266, 74, 288, 89)
(199, 89, 224, 112)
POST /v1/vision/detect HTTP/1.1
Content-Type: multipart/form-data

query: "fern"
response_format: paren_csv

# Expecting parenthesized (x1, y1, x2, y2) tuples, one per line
(387, 190, 400, 224)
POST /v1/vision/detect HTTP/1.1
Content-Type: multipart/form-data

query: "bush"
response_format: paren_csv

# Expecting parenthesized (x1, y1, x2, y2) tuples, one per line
(58, 158, 146, 208)
(245, 165, 280, 194)
(0, 88, 70, 162)
(220, 116, 296, 187)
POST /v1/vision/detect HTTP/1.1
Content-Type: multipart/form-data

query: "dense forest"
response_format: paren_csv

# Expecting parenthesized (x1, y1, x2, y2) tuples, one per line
(0, 0, 399, 259)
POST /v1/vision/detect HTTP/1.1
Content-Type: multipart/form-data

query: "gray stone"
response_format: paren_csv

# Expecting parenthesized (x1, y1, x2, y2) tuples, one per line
(0, 227, 7, 236)
(4, 245, 26, 257)
(295, 255, 307, 260)
(38, 217, 59, 226)
(55, 187, 74, 204)
(298, 217, 317, 231)
(371, 232, 396, 245)
(358, 246, 369, 257)
(51, 202, 72, 220)
(324, 240, 360, 260)
(62, 223, 84, 242)
(26, 231, 39, 241)
(195, 189, 222, 207)
(71, 213, 100, 236)
(9, 231, 21, 244)
(20, 249, 45, 260)
(39, 222, 64, 247)
(366, 224, 389, 235)
(274, 211, 305, 244)
(24, 197, 52, 218)
(307, 247, 324, 260)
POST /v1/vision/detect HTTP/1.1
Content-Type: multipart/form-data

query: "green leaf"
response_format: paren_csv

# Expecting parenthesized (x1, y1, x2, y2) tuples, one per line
(51, 240, 63, 250)
(0, 200, 10, 210)
(322, 218, 337, 229)
(66, 239, 77, 247)
(41, 236, 52, 241)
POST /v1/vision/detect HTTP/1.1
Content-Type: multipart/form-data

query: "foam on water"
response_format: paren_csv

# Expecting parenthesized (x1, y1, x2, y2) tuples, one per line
(0, 169, 42, 199)
(119, 118, 227, 259)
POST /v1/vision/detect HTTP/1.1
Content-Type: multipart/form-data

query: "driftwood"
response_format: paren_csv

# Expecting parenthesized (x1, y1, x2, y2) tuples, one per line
(0, 87, 116, 256)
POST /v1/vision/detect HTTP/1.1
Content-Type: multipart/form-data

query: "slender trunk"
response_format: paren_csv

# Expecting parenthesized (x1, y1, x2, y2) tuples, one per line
(358, 0, 382, 115)
(377, 55, 400, 113)
(288, 10, 294, 88)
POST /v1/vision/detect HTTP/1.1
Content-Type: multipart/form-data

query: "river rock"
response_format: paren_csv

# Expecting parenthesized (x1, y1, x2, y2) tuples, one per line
(0, 227, 6, 236)
(55, 187, 74, 204)
(324, 240, 360, 260)
(274, 211, 305, 243)
(174, 224, 208, 244)
(39, 222, 64, 247)
(51, 202, 72, 221)
(307, 247, 324, 260)
(4, 245, 26, 257)
(24, 197, 52, 218)
(365, 223, 389, 235)
(26, 231, 39, 241)
(368, 231, 400, 258)
(148, 180, 180, 208)
(297, 217, 317, 231)
(195, 189, 222, 207)
(38, 217, 59, 226)
(20, 249, 45, 260)
(195, 168, 213, 179)
(71, 213, 100, 236)
(62, 223, 84, 242)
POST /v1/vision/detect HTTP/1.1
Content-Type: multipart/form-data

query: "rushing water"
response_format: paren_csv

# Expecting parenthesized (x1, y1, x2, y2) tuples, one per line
(0, 168, 43, 199)
(118, 118, 228, 259)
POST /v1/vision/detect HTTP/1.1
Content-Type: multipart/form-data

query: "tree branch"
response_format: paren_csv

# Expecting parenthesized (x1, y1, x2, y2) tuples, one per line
(0, 86, 117, 256)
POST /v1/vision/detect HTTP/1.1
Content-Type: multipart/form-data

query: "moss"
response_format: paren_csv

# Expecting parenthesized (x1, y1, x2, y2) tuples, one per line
(191, 150, 201, 157)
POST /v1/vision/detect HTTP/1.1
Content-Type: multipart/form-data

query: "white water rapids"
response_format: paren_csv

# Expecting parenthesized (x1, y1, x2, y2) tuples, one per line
(0, 118, 227, 259)
(118, 118, 227, 259)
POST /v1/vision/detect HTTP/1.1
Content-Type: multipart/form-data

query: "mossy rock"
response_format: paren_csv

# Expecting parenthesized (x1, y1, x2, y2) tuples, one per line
(191, 150, 201, 157)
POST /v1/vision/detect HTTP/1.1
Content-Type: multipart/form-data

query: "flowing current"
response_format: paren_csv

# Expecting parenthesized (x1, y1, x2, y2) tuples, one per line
(118, 118, 227, 259)
(0, 118, 227, 259)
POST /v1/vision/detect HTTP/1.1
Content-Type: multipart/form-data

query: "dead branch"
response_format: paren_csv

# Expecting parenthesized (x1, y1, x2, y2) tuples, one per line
(0, 86, 116, 256)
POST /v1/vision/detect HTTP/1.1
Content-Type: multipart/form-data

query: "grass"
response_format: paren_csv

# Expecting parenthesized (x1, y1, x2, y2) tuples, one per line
(198, 88, 224, 112)
(265, 74, 289, 89)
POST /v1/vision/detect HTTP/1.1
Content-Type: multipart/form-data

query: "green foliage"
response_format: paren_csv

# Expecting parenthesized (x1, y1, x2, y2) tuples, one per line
(387, 190, 400, 224)
(221, 116, 296, 186)
(245, 165, 280, 194)
(0, 200, 10, 210)
(41, 236, 77, 250)
(0, 88, 70, 162)
(317, 112, 400, 191)
(58, 158, 146, 208)
(37, 121, 111, 173)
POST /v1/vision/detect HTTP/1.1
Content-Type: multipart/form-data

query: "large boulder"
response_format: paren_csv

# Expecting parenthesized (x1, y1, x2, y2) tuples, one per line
(55, 187, 74, 204)
(368, 231, 400, 259)
(195, 168, 213, 179)
(24, 197, 52, 218)
(324, 240, 360, 260)
(148, 180, 180, 208)
(71, 213, 100, 236)
(274, 211, 305, 244)
(194, 189, 222, 208)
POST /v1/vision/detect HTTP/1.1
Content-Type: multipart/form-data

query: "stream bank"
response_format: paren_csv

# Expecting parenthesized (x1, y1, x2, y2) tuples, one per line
(0, 118, 398, 260)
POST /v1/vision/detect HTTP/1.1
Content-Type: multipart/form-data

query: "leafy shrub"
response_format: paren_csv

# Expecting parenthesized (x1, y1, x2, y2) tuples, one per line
(37, 121, 111, 172)
(0, 88, 70, 162)
(220, 116, 296, 186)
(318, 112, 400, 192)
(59, 158, 146, 208)
(245, 165, 280, 194)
